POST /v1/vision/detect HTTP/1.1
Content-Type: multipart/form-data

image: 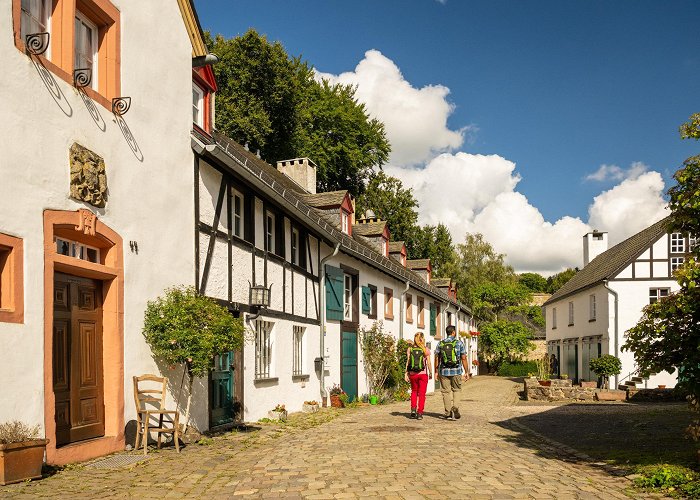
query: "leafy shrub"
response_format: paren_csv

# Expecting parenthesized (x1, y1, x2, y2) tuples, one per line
(0, 421, 40, 444)
(497, 360, 538, 377)
(589, 355, 622, 388)
(392, 386, 410, 401)
(359, 321, 396, 395)
(634, 464, 699, 494)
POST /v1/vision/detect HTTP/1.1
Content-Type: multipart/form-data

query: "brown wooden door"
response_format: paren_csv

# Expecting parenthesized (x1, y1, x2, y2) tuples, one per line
(53, 273, 105, 446)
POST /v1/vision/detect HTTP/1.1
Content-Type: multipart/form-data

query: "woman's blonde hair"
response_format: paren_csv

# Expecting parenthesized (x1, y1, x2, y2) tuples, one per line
(413, 332, 426, 350)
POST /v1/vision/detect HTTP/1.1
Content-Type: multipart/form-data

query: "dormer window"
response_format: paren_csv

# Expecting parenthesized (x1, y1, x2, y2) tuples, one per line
(192, 84, 204, 128)
(341, 211, 350, 235)
(382, 238, 388, 257)
(401, 254, 406, 266)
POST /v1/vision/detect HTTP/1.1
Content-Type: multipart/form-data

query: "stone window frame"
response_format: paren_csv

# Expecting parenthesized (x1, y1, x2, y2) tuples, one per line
(0, 232, 24, 324)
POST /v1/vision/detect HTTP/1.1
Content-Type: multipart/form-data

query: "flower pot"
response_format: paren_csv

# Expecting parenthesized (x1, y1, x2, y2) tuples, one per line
(369, 395, 378, 405)
(538, 380, 551, 387)
(267, 410, 288, 421)
(330, 395, 344, 408)
(302, 403, 320, 413)
(0, 439, 48, 485)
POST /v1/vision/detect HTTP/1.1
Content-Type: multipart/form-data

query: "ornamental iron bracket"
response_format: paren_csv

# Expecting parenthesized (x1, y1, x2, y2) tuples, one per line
(111, 97, 131, 116)
(73, 68, 92, 88)
(25, 32, 50, 55)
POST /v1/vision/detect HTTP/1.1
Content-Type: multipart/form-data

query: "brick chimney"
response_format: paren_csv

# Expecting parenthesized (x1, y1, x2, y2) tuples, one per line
(276, 158, 317, 194)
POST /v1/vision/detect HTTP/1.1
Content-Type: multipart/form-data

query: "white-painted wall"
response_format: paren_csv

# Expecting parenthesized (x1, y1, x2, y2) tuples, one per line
(0, 1, 204, 432)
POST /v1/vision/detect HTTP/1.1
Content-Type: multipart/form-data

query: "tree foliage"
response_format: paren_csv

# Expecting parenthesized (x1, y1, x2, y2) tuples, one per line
(206, 29, 390, 197)
(588, 354, 622, 389)
(359, 321, 396, 395)
(478, 320, 533, 372)
(519, 272, 548, 293)
(546, 268, 577, 293)
(411, 223, 455, 277)
(471, 282, 532, 321)
(143, 286, 245, 377)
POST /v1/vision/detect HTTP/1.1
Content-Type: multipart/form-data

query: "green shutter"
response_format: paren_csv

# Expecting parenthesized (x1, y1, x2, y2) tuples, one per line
(361, 286, 371, 315)
(325, 265, 344, 321)
(429, 303, 437, 336)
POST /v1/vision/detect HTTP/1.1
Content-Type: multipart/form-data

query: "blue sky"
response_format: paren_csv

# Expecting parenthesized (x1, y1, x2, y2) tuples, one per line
(196, 0, 700, 273)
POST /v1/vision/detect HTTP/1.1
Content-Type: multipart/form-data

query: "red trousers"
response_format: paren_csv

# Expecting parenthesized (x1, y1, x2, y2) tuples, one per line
(409, 372, 429, 414)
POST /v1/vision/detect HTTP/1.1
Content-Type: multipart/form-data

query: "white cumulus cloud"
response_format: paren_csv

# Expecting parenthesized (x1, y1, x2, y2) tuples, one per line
(584, 161, 648, 182)
(316, 50, 466, 166)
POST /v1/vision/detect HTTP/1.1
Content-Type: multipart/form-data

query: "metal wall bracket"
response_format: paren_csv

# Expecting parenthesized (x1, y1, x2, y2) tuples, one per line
(25, 32, 50, 55)
(112, 97, 131, 116)
(73, 68, 92, 88)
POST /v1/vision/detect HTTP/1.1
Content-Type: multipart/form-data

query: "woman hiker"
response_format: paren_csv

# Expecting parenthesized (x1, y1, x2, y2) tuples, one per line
(404, 332, 432, 419)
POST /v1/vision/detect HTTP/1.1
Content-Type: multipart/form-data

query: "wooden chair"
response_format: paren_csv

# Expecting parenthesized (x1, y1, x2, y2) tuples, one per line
(133, 375, 180, 455)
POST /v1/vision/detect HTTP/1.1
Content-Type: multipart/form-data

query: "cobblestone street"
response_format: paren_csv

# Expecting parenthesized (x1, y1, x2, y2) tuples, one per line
(2, 377, 657, 499)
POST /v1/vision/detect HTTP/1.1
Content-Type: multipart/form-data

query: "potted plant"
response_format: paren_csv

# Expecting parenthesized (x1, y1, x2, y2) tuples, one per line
(0, 421, 48, 485)
(268, 404, 287, 421)
(302, 400, 320, 413)
(329, 385, 345, 408)
(535, 354, 551, 386)
(589, 355, 622, 390)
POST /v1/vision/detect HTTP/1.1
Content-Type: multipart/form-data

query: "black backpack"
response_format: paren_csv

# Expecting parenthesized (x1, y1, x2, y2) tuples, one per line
(408, 347, 425, 372)
(440, 339, 459, 368)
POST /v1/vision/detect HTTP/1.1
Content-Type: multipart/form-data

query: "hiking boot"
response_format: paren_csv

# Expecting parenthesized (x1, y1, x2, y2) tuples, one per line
(446, 409, 455, 421)
(452, 406, 461, 419)
(410, 408, 417, 419)
(417, 413, 423, 420)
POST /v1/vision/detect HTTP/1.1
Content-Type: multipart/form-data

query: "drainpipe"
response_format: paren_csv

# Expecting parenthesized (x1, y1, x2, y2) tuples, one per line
(319, 243, 341, 402)
(398, 281, 410, 340)
(603, 280, 619, 389)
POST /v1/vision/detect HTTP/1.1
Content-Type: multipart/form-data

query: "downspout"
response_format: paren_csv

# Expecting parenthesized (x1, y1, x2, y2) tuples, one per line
(319, 243, 341, 402)
(603, 280, 619, 389)
(399, 281, 410, 340)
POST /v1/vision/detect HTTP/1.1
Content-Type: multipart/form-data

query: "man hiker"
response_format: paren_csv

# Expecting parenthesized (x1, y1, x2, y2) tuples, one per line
(434, 325, 469, 420)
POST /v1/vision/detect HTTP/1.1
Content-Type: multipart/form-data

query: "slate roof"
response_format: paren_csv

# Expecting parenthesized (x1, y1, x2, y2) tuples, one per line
(352, 221, 387, 237)
(388, 241, 406, 253)
(544, 217, 672, 306)
(299, 191, 348, 208)
(407, 259, 431, 270)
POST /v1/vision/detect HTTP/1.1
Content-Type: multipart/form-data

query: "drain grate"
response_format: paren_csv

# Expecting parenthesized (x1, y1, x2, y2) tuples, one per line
(366, 425, 421, 433)
(85, 454, 152, 469)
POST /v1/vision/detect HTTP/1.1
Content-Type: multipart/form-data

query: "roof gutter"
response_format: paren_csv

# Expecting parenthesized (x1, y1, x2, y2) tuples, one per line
(603, 280, 619, 389)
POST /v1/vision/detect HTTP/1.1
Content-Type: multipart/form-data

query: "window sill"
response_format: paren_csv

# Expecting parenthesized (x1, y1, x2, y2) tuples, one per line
(368, 313, 377, 320)
(568, 323, 574, 327)
(292, 374, 310, 382)
(589, 318, 596, 322)
(552, 327, 557, 330)
(254, 377, 279, 384)
(417, 324, 425, 329)
(406, 319, 413, 324)
(384, 314, 394, 321)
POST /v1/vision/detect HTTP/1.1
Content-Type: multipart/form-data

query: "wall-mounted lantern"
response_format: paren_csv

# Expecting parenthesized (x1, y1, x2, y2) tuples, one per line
(248, 282, 271, 308)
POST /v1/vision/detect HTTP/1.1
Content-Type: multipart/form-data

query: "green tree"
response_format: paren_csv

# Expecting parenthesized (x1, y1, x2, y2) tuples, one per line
(519, 272, 548, 292)
(547, 268, 577, 293)
(588, 355, 622, 389)
(471, 282, 531, 321)
(207, 29, 390, 197)
(478, 320, 534, 372)
(355, 171, 419, 245)
(410, 224, 455, 277)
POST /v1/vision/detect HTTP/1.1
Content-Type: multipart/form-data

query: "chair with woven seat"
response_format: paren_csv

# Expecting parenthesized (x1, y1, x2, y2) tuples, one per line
(133, 374, 180, 455)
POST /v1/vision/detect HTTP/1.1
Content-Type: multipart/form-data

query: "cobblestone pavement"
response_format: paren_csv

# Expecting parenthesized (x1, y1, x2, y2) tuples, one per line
(2, 377, 662, 499)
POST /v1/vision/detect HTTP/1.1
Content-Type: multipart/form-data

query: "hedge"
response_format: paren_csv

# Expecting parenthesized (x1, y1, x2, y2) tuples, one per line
(497, 360, 538, 377)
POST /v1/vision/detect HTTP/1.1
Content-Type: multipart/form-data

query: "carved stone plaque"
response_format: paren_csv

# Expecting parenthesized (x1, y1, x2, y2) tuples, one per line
(69, 143, 107, 208)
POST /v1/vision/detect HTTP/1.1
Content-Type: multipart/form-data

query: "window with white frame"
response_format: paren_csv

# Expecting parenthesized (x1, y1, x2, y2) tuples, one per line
(293, 325, 305, 376)
(671, 257, 685, 272)
(74, 11, 98, 89)
(552, 307, 557, 329)
(589, 294, 596, 321)
(343, 274, 352, 320)
(254, 320, 273, 379)
(55, 237, 100, 263)
(192, 84, 204, 127)
(649, 288, 670, 304)
(21, 0, 51, 44)
(265, 213, 275, 252)
(232, 188, 244, 238)
(671, 232, 685, 253)
(341, 211, 349, 234)
(291, 227, 299, 265)
(568, 301, 574, 325)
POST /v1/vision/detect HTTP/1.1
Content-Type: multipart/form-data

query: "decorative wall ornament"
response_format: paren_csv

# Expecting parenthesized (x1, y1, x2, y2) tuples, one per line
(73, 68, 92, 88)
(111, 97, 131, 116)
(69, 143, 108, 208)
(75, 209, 97, 236)
(25, 32, 50, 55)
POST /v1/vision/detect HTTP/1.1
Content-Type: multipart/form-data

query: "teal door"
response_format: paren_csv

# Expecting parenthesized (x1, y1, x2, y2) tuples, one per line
(341, 331, 358, 400)
(210, 351, 235, 427)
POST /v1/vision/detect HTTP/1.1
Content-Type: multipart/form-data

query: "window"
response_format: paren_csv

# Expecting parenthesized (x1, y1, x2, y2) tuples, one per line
(649, 288, 670, 304)
(369, 285, 377, 319)
(293, 326, 305, 376)
(74, 11, 98, 90)
(671, 257, 685, 272)
(671, 233, 685, 253)
(417, 297, 425, 328)
(382, 238, 388, 257)
(406, 294, 413, 323)
(384, 287, 394, 320)
(552, 307, 557, 329)
(343, 274, 352, 321)
(341, 211, 349, 234)
(291, 227, 299, 265)
(401, 254, 406, 266)
(0, 233, 24, 324)
(568, 301, 574, 326)
(20, 0, 51, 44)
(232, 189, 244, 238)
(55, 237, 100, 263)
(192, 84, 204, 127)
(254, 320, 273, 380)
(589, 294, 596, 321)
(265, 213, 275, 252)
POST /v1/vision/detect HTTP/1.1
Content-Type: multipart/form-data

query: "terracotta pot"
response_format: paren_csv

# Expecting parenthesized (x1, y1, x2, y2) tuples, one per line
(330, 395, 344, 408)
(0, 439, 48, 485)
(267, 410, 288, 421)
(538, 380, 551, 387)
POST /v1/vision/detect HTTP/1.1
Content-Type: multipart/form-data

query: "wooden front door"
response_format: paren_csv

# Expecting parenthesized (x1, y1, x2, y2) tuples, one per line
(210, 351, 235, 427)
(53, 273, 105, 446)
(341, 330, 358, 400)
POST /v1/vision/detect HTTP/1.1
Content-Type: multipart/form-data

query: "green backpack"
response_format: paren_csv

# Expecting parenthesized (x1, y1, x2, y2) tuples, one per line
(440, 338, 459, 368)
(408, 347, 425, 372)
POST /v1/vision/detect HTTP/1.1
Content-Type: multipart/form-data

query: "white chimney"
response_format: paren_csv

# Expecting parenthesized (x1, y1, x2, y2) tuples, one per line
(583, 230, 608, 266)
(276, 158, 317, 194)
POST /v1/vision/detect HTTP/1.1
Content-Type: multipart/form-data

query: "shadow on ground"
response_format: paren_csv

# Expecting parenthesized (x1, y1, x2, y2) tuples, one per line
(494, 401, 697, 473)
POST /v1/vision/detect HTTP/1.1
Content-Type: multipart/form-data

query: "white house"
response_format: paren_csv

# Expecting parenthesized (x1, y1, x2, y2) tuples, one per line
(544, 218, 687, 390)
